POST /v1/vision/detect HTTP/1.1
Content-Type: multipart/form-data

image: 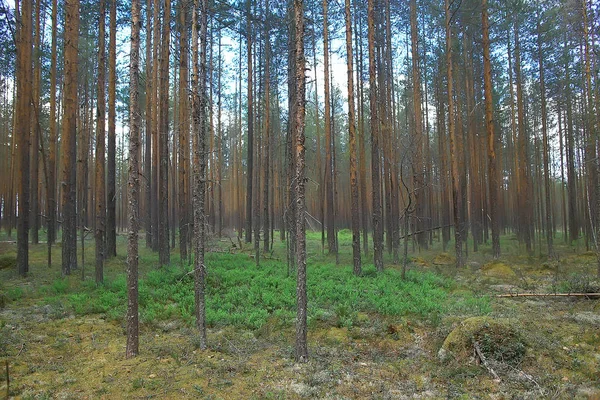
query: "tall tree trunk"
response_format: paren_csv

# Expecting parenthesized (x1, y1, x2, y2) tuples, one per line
(95, 0, 107, 283)
(323, 0, 336, 255)
(368, 0, 383, 272)
(126, 0, 141, 358)
(106, 0, 117, 258)
(445, 0, 462, 267)
(192, 0, 208, 349)
(158, 0, 171, 266)
(61, 0, 79, 275)
(482, 0, 500, 258)
(178, 0, 189, 262)
(536, 15, 553, 258)
(30, 0, 41, 245)
(47, 0, 58, 265)
(16, 0, 33, 276)
(263, 0, 271, 254)
(410, 0, 425, 250)
(345, 0, 361, 275)
(145, 0, 153, 249)
(293, 0, 308, 363)
(514, 19, 532, 252)
(245, 1, 254, 244)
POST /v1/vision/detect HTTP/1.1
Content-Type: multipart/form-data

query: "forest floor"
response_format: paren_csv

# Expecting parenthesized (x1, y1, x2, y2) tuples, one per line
(1, 230, 600, 399)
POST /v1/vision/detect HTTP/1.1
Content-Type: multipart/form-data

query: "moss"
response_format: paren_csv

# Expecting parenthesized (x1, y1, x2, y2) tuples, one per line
(481, 261, 516, 279)
(0, 255, 16, 270)
(433, 253, 454, 266)
(438, 316, 525, 366)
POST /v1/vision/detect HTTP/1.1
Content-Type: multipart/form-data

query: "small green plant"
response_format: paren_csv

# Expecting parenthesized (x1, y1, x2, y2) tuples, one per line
(7, 287, 24, 301)
(52, 278, 69, 294)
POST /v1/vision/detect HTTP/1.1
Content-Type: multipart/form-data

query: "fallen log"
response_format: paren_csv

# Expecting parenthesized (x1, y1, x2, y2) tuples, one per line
(497, 293, 600, 298)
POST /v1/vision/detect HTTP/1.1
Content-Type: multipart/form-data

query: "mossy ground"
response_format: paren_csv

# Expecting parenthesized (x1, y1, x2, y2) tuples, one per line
(0, 230, 599, 399)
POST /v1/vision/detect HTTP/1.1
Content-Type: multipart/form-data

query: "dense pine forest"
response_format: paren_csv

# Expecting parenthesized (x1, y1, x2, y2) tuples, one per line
(1, 0, 600, 397)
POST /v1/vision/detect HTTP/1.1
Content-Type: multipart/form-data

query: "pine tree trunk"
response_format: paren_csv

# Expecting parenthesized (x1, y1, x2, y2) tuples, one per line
(158, 0, 171, 266)
(368, 0, 383, 272)
(126, 0, 141, 358)
(410, 0, 425, 250)
(16, 0, 33, 276)
(178, 0, 189, 262)
(61, 0, 79, 275)
(445, 0, 462, 268)
(106, 0, 117, 258)
(263, 1, 271, 254)
(95, 0, 107, 283)
(245, 2, 254, 244)
(293, 0, 307, 363)
(145, 0, 153, 249)
(482, 0, 500, 258)
(47, 0, 58, 265)
(30, 0, 41, 245)
(344, 0, 361, 275)
(192, 0, 208, 349)
(537, 16, 553, 258)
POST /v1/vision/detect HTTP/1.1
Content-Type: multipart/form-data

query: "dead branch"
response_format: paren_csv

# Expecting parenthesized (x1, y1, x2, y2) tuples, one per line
(497, 293, 600, 298)
(474, 341, 501, 382)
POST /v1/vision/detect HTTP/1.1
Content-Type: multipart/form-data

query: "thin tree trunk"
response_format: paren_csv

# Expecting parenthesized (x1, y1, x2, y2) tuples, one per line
(126, 0, 141, 358)
(178, 0, 189, 262)
(61, 0, 79, 275)
(30, 0, 41, 245)
(192, 0, 208, 349)
(536, 15, 553, 258)
(145, 0, 153, 249)
(323, 0, 336, 255)
(410, 0, 425, 250)
(245, 1, 254, 244)
(293, 0, 308, 363)
(47, 0, 58, 263)
(368, 0, 383, 272)
(445, 0, 462, 267)
(95, 0, 107, 283)
(482, 0, 500, 258)
(16, 0, 33, 276)
(345, 0, 361, 275)
(158, 0, 171, 266)
(106, 0, 117, 258)
(263, 0, 271, 254)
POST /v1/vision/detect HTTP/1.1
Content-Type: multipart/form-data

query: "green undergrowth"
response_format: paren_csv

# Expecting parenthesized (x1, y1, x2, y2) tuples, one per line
(39, 252, 489, 330)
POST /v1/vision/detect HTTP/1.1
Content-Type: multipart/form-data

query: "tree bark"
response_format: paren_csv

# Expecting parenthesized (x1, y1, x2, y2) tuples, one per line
(61, 0, 79, 275)
(368, 0, 383, 272)
(126, 0, 141, 358)
(158, 0, 171, 266)
(344, 0, 361, 275)
(445, 0, 462, 268)
(95, 0, 107, 283)
(245, 1, 254, 244)
(192, 0, 208, 349)
(178, 0, 189, 263)
(16, 0, 33, 276)
(293, 0, 308, 363)
(482, 0, 500, 259)
(323, 0, 336, 255)
(263, 0, 271, 254)
(145, 0, 153, 249)
(106, 0, 117, 258)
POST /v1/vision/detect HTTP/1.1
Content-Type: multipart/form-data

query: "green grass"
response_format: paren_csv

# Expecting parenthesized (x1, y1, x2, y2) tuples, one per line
(49, 250, 489, 330)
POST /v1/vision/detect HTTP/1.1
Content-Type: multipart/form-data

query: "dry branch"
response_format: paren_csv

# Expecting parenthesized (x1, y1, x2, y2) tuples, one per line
(474, 342, 500, 381)
(497, 293, 600, 298)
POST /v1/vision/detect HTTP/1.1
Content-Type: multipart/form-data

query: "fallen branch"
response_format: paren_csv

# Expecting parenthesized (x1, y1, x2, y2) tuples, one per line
(474, 342, 500, 382)
(5, 359, 9, 399)
(497, 293, 600, 298)
(398, 224, 454, 240)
